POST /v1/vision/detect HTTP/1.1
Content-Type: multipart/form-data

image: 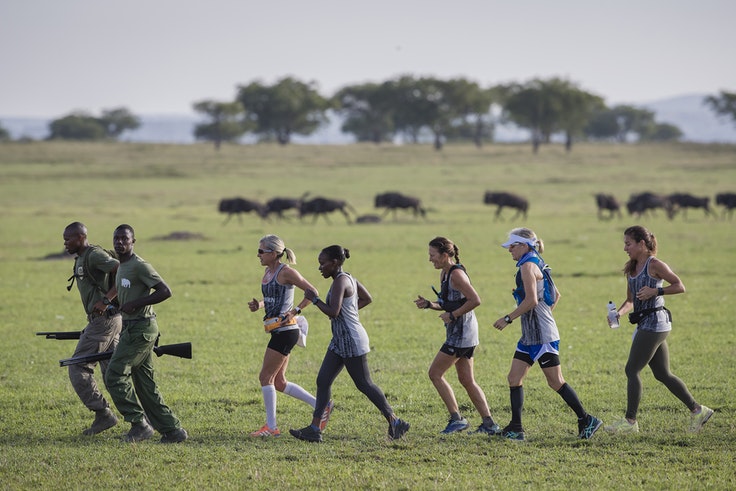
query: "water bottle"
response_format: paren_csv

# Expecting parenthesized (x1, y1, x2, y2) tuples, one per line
(607, 301, 620, 329)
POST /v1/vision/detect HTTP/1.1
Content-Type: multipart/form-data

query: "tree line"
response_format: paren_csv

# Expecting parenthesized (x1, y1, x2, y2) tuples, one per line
(1, 78, 734, 153)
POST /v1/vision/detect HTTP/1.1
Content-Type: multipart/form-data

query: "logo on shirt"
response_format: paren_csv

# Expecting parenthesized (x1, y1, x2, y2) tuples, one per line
(120, 278, 131, 288)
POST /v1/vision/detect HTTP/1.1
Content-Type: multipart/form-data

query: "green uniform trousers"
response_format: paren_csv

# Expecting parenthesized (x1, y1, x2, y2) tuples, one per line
(105, 317, 181, 433)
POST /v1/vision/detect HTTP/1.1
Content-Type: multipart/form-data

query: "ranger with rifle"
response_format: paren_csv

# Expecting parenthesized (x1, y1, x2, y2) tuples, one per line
(62, 221, 122, 436)
(104, 224, 188, 443)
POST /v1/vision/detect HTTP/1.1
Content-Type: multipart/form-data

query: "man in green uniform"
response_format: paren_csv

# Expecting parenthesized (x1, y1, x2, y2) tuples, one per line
(105, 224, 188, 443)
(63, 222, 122, 435)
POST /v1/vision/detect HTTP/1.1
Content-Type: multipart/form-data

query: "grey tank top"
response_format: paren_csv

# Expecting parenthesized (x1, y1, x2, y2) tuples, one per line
(326, 272, 370, 358)
(628, 257, 671, 333)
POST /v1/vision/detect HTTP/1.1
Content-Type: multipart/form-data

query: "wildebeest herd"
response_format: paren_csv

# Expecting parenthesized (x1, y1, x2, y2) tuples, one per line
(218, 190, 736, 224)
(595, 192, 736, 220)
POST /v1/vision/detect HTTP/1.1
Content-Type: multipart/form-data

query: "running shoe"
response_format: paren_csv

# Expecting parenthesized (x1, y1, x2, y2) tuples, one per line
(441, 417, 470, 434)
(471, 423, 502, 435)
(578, 415, 603, 439)
(289, 425, 323, 443)
(689, 405, 714, 432)
(389, 418, 410, 440)
(604, 418, 639, 434)
(319, 400, 334, 431)
(500, 425, 526, 441)
(249, 425, 281, 437)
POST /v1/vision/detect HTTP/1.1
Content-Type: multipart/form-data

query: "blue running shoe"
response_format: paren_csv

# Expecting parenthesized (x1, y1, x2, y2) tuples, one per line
(471, 423, 502, 435)
(501, 425, 526, 441)
(441, 417, 470, 434)
(578, 415, 603, 440)
(389, 418, 410, 440)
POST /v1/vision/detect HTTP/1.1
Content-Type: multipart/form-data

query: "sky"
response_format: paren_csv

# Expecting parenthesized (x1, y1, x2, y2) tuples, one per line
(1, 0, 735, 118)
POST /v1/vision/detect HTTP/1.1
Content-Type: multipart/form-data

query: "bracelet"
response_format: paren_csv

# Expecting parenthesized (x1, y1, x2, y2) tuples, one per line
(449, 312, 457, 322)
(312, 297, 320, 305)
(657, 287, 665, 296)
(504, 315, 513, 324)
(295, 306, 302, 314)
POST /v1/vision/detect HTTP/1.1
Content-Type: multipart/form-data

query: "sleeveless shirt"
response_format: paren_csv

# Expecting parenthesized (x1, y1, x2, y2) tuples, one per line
(326, 272, 370, 358)
(515, 253, 560, 345)
(261, 264, 298, 333)
(442, 265, 479, 348)
(628, 256, 671, 333)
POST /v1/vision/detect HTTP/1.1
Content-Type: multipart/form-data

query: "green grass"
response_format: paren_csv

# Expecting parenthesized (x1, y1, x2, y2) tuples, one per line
(1, 141, 735, 490)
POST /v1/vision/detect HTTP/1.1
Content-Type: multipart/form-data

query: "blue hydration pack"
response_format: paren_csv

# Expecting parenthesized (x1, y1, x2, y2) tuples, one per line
(512, 252, 557, 307)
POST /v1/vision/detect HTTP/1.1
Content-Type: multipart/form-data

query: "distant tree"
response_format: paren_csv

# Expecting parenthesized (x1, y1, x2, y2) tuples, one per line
(99, 107, 141, 138)
(704, 90, 736, 126)
(442, 79, 495, 148)
(502, 79, 564, 153)
(236, 77, 331, 145)
(640, 122, 683, 142)
(333, 82, 395, 143)
(610, 105, 656, 142)
(48, 112, 107, 140)
(193, 100, 249, 150)
(0, 123, 10, 142)
(555, 83, 605, 151)
(584, 110, 620, 140)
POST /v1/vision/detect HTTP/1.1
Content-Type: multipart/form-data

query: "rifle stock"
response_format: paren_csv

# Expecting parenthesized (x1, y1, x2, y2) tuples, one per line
(59, 342, 192, 367)
(36, 331, 82, 340)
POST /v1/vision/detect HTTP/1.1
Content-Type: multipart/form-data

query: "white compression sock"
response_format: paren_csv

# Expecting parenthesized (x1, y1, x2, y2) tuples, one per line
(283, 382, 317, 408)
(262, 385, 277, 429)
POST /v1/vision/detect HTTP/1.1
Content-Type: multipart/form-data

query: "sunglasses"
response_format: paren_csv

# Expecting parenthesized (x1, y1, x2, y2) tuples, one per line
(257, 249, 274, 254)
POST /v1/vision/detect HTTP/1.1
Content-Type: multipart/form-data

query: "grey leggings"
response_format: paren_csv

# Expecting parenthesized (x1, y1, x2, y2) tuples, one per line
(625, 330, 696, 420)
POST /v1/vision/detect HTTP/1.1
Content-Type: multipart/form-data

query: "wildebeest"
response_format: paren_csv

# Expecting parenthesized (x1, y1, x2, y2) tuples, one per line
(355, 214, 382, 224)
(626, 192, 673, 219)
(667, 193, 713, 219)
(263, 193, 309, 220)
(483, 191, 528, 220)
(716, 192, 736, 219)
(299, 196, 355, 224)
(594, 193, 622, 220)
(374, 192, 426, 220)
(218, 197, 266, 224)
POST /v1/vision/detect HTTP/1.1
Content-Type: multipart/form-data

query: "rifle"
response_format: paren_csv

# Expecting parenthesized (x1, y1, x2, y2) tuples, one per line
(37, 331, 82, 340)
(59, 342, 192, 367)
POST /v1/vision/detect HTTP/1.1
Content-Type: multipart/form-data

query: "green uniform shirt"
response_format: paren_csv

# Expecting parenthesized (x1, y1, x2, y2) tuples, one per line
(116, 254, 164, 320)
(73, 245, 119, 315)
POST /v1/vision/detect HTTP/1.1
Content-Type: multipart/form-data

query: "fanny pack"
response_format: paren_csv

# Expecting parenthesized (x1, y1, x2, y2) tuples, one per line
(263, 316, 298, 332)
(628, 306, 671, 324)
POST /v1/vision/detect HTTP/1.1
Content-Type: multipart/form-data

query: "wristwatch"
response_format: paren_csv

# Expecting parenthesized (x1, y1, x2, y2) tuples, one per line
(504, 315, 513, 324)
(295, 306, 302, 314)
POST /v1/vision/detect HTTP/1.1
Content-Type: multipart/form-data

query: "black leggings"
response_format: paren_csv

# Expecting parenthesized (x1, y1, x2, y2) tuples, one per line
(625, 330, 696, 420)
(313, 349, 394, 422)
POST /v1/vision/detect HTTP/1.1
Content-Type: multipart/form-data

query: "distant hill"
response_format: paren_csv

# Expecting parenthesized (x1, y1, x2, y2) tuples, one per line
(2, 94, 735, 144)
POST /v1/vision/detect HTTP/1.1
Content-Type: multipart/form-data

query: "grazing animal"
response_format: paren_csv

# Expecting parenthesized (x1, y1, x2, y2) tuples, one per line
(483, 191, 529, 220)
(299, 196, 355, 224)
(716, 192, 736, 219)
(667, 193, 713, 219)
(218, 197, 266, 224)
(626, 192, 673, 219)
(263, 193, 309, 220)
(374, 192, 426, 220)
(355, 214, 382, 224)
(594, 193, 622, 220)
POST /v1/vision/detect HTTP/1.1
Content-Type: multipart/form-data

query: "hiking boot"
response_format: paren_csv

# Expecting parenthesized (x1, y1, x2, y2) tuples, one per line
(124, 421, 154, 443)
(501, 425, 526, 441)
(289, 425, 323, 443)
(604, 418, 639, 434)
(160, 428, 188, 443)
(578, 415, 603, 439)
(689, 405, 714, 432)
(441, 417, 469, 434)
(319, 400, 334, 431)
(249, 425, 281, 437)
(471, 423, 502, 436)
(83, 408, 118, 436)
(389, 418, 410, 440)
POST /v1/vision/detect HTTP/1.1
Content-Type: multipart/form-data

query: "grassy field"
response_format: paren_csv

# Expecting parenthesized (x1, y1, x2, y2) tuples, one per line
(0, 141, 734, 490)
